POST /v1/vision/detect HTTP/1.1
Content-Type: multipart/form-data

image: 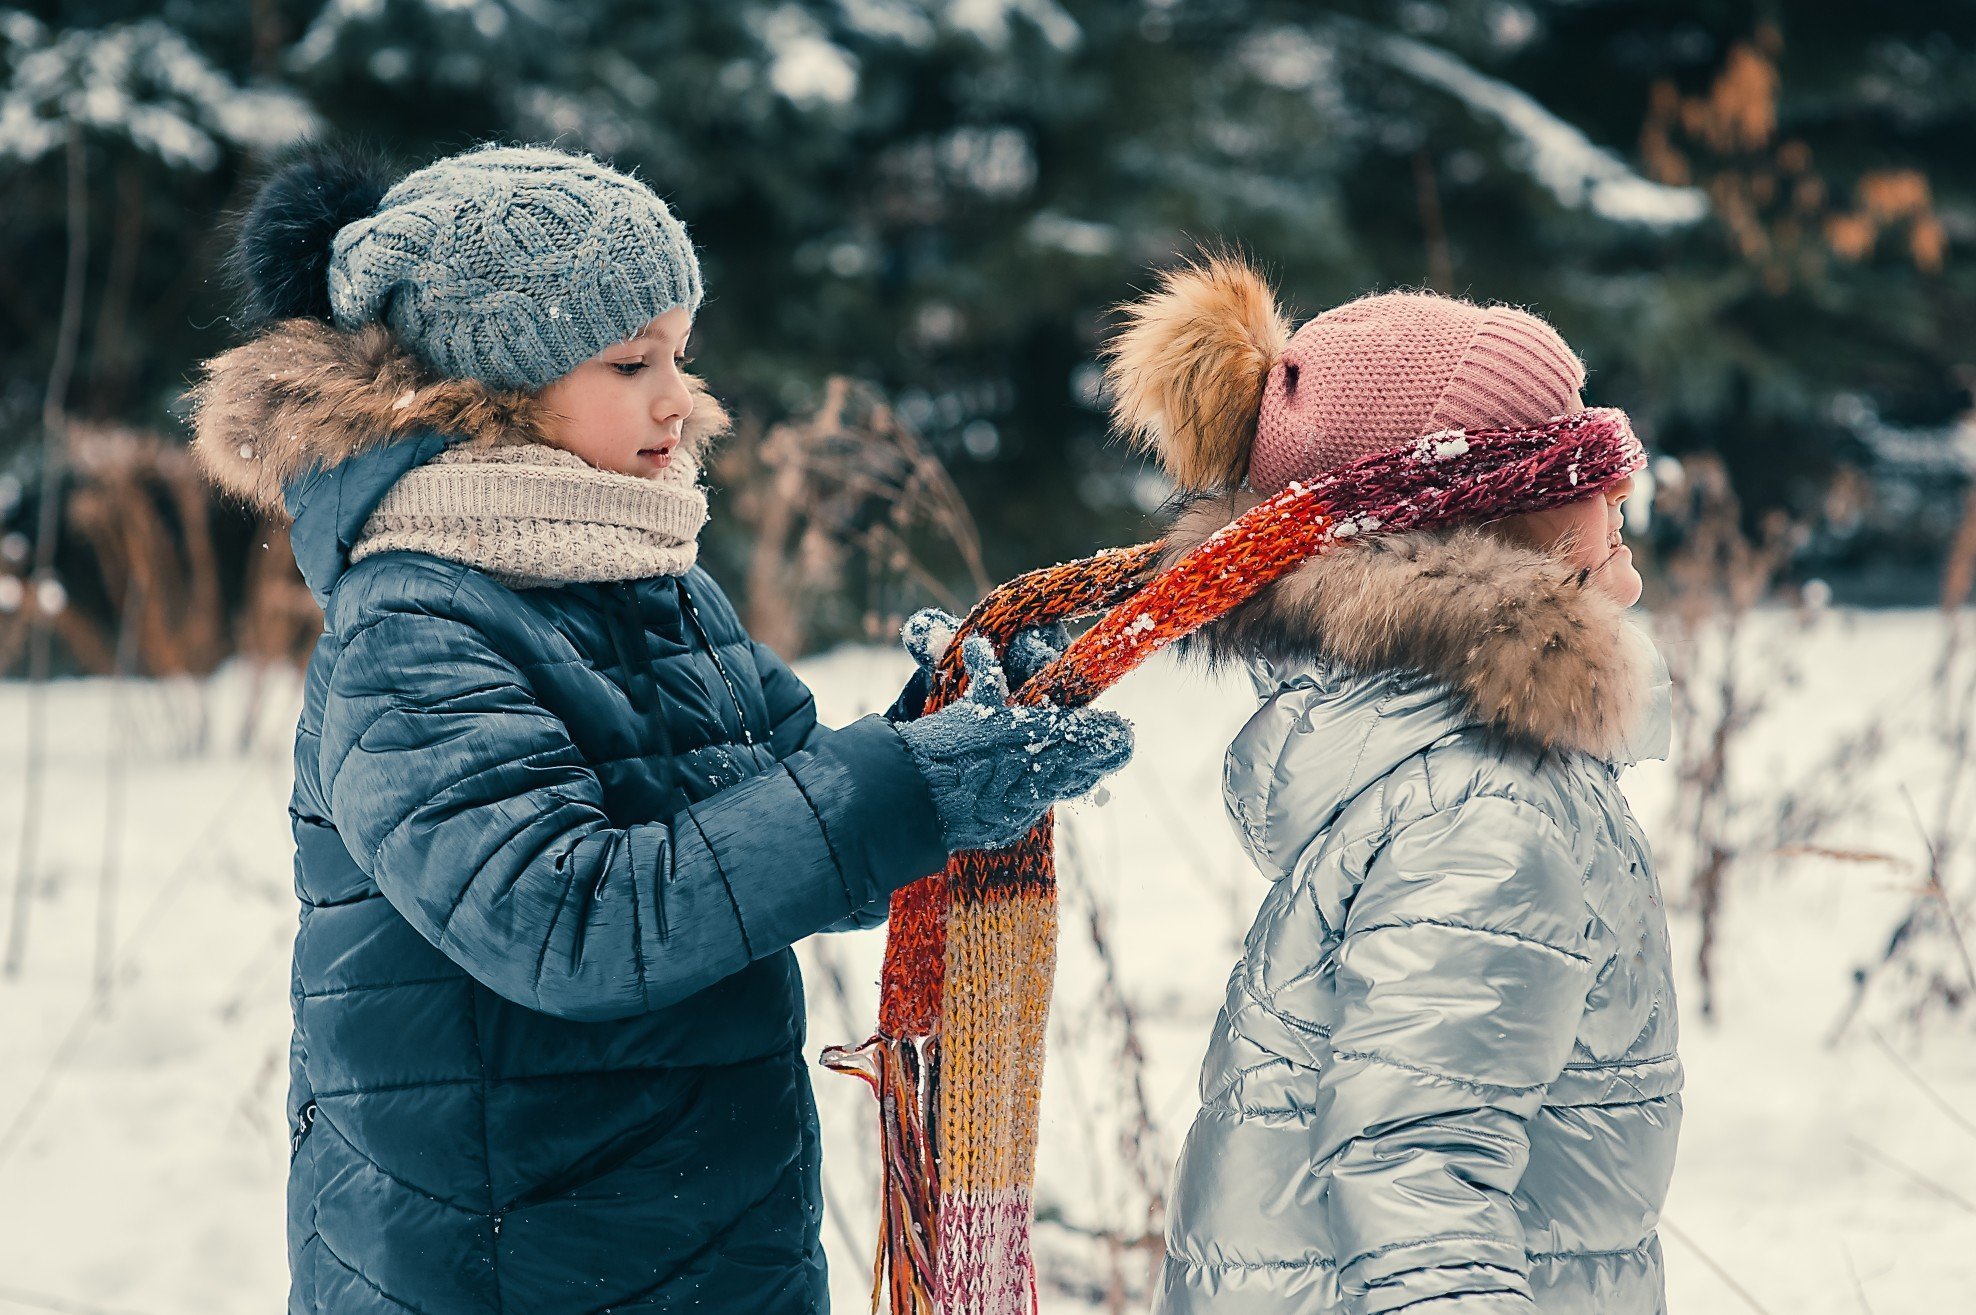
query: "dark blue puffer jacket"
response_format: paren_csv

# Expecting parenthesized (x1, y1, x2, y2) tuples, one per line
(190, 320, 948, 1315)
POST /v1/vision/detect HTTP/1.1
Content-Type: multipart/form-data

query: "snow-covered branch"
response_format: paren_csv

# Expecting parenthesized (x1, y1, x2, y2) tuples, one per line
(1374, 30, 1708, 229)
(0, 11, 314, 169)
(1835, 393, 1976, 478)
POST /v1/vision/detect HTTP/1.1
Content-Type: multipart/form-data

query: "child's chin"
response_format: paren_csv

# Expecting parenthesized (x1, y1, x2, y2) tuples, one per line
(1607, 563, 1646, 607)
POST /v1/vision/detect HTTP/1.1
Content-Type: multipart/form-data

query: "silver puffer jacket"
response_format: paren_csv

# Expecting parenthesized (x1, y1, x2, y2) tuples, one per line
(1152, 503, 1682, 1315)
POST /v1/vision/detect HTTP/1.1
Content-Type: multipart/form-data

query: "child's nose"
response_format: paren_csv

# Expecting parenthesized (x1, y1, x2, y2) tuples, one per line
(653, 379, 694, 425)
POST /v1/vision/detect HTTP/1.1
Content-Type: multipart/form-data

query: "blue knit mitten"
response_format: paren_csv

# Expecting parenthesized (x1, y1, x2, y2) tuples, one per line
(895, 635, 1133, 854)
(887, 608, 1069, 722)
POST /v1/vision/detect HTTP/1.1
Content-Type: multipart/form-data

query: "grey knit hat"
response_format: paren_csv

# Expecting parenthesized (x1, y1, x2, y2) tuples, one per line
(327, 144, 703, 392)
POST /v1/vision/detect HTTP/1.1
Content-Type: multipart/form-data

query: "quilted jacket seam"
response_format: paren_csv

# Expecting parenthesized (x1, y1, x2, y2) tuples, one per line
(310, 1103, 488, 1217)
(1246, 982, 1334, 1035)
(1561, 1053, 1678, 1071)
(1364, 787, 1573, 868)
(1527, 1241, 1656, 1262)
(1349, 917, 1591, 965)
(323, 576, 536, 808)
(1256, 957, 1327, 1002)
(310, 1229, 435, 1314)
(583, 739, 741, 768)
(307, 1053, 794, 1100)
(366, 746, 571, 882)
(331, 561, 470, 652)
(301, 976, 461, 1000)
(1166, 1251, 1337, 1274)
(1380, 1286, 1528, 1314)
(1342, 1230, 1524, 1269)
(298, 888, 385, 910)
(782, 762, 855, 910)
(765, 686, 816, 748)
(1328, 1047, 1548, 1094)
(682, 805, 753, 959)
(1546, 1091, 1679, 1113)
(1417, 742, 1441, 811)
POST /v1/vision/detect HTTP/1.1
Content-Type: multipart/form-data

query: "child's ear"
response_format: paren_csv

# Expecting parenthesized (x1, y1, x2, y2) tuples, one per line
(1102, 252, 1288, 493)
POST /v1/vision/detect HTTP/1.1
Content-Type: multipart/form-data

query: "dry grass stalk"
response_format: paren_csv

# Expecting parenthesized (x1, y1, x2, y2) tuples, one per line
(716, 377, 990, 658)
(1946, 490, 1976, 613)
(1034, 822, 1170, 1312)
(6, 123, 88, 979)
(63, 423, 228, 679)
(1834, 626, 1976, 1036)
(1, 426, 319, 690)
(0, 578, 114, 676)
(1649, 454, 1880, 1018)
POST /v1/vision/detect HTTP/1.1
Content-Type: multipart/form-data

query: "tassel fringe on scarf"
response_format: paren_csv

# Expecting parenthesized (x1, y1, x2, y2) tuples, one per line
(822, 408, 1646, 1315)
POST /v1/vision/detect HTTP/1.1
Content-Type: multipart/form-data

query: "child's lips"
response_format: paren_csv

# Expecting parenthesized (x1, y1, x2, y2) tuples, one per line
(638, 446, 675, 469)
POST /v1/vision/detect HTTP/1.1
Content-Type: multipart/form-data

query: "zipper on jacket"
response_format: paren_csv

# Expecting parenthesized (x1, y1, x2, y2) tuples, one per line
(290, 1100, 317, 1160)
(677, 579, 756, 745)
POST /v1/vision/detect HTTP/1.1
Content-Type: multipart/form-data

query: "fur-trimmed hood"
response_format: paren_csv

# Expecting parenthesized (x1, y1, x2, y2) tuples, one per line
(188, 319, 732, 606)
(1163, 492, 1664, 761)
(188, 318, 730, 518)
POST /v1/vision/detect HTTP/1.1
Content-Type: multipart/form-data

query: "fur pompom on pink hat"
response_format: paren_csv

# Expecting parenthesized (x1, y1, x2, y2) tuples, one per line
(1103, 254, 1598, 498)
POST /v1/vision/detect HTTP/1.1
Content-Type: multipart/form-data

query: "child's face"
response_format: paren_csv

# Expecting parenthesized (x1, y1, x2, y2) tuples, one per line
(1499, 475, 1643, 607)
(536, 307, 696, 478)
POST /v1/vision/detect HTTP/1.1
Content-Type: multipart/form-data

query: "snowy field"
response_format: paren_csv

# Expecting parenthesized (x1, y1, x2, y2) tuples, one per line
(2, 609, 1974, 1314)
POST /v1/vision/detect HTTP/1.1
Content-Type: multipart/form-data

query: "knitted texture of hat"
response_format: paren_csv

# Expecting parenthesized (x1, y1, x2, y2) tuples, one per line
(1248, 291, 1586, 495)
(327, 144, 703, 392)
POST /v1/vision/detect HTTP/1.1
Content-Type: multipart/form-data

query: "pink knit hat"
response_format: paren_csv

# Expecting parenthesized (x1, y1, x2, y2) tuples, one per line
(1104, 257, 1628, 516)
(1247, 292, 1586, 495)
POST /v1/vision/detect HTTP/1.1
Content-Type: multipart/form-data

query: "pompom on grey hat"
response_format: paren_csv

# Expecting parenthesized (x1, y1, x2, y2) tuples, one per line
(327, 144, 703, 392)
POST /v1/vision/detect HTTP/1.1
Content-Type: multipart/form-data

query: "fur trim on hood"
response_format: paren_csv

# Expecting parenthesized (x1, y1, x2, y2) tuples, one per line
(1163, 493, 1652, 758)
(188, 318, 731, 516)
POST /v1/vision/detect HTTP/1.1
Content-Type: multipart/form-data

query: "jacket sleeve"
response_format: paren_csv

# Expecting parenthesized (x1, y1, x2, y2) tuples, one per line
(1314, 793, 1595, 1314)
(319, 602, 948, 1022)
(749, 638, 908, 932)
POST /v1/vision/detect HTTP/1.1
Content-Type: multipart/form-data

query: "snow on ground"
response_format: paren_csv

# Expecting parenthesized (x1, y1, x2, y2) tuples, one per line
(1, 610, 1974, 1314)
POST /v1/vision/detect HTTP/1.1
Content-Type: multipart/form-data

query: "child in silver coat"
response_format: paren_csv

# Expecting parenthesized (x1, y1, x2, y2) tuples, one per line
(1106, 258, 1680, 1315)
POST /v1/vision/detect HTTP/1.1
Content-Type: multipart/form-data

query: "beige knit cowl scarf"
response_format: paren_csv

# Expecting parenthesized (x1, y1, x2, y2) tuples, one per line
(348, 441, 710, 588)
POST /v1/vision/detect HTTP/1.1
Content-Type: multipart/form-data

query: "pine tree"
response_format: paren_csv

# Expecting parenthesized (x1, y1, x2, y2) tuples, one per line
(1, 0, 1969, 660)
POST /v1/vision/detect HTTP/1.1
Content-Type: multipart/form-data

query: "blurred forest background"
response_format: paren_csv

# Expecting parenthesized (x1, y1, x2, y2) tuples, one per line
(6, 7, 1976, 1309)
(0, 0, 1972, 671)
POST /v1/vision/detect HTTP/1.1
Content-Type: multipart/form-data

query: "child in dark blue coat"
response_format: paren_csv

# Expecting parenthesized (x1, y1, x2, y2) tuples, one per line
(190, 144, 1131, 1315)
